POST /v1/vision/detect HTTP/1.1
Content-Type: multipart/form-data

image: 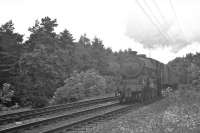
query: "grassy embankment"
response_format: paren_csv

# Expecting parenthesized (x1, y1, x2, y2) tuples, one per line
(81, 85, 200, 133)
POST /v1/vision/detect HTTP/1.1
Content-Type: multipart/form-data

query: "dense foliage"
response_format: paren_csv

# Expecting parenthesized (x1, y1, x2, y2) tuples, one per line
(168, 53, 200, 85)
(0, 17, 141, 108)
(0, 21, 23, 86)
(0, 83, 14, 105)
(50, 69, 107, 104)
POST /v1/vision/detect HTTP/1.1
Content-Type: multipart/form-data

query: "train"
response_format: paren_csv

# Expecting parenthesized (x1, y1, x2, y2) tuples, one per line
(117, 53, 180, 103)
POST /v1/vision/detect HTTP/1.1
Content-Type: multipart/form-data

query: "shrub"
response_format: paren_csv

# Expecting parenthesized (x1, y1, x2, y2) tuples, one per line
(0, 83, 15, 106)
(50, 69, 106, 105)
(104, 75, 121, 94)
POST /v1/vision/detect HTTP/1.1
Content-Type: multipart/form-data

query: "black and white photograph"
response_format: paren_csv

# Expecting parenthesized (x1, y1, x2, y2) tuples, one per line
(0, 0, 200, 132)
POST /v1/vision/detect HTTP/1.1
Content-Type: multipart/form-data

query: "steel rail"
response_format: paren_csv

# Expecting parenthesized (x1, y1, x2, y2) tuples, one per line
(41, 104, 134, 133)
(0, 95, 117, 125)
(0, 101, 119, 133)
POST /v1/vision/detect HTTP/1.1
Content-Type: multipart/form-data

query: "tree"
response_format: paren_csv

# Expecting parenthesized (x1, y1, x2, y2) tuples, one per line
(59, 29, 74, 46)
(27, 17, 58, 52)
(78, 34, 91, 47)
(90, 37, 108, 74)
(0, 20, 23, 86)
(58, 29, 75, 77)
(14, 17, 65, 107)
(74, 34, 94, 71)
(168, 52, 200, 84)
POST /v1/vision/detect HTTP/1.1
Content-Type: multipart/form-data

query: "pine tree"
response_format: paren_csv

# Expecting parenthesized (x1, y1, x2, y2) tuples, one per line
(58, 29, 75, 77)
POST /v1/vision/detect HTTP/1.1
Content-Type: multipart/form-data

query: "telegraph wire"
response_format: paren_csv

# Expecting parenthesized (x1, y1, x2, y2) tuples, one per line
(169, 0, 187, 40)
(143, 0, 163, 27)
(150, 0, 176, 43)
(135, 0, 170, 44)
(151, 0, 167, 25)
(143, 0, 173, 44)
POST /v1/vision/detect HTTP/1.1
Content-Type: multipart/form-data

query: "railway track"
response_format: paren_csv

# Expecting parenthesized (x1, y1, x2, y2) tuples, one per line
(0, 95, 117, 126)
(0, 94, 141, 133)
(1, 103, 136, 133)
(0, 96, 120, 133)
(0, 95, 160, 133)
(0, 101, 122, 133)
(40, 104, 137, 133)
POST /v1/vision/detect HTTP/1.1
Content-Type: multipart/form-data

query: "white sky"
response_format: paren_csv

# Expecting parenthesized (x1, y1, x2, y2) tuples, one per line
(1, 0, 200, 63)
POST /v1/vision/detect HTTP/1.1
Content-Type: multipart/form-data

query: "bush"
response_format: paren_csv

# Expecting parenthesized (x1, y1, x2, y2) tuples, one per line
(104, 76, 121, 94)
(31, 96, 48, 108)
(50, 69, 107, 105)
(0, 83, 15, 107)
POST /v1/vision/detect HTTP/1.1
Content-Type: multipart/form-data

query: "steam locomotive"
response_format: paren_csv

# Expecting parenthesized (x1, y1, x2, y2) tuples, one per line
(118, 53, 179, 103)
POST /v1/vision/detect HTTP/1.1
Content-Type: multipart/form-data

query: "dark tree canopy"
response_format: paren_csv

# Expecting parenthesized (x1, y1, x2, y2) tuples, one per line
(0, 21, 23, 86)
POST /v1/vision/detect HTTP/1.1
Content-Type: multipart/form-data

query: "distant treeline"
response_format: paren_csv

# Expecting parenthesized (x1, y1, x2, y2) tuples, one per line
(168, 53, 200, 84)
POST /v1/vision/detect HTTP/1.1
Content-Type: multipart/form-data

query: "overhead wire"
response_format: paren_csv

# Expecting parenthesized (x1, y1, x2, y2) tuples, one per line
(135, 0, 170, 45)
(151, 0, 167, 27)
(143, 0, 173, 44)
(169, 0, 187, 40)
(150, 0, 177, 44)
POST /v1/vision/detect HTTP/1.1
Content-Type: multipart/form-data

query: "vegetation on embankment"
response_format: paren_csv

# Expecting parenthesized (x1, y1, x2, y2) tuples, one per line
(82, 85, 200, 133)
(49, 69, 117, 105)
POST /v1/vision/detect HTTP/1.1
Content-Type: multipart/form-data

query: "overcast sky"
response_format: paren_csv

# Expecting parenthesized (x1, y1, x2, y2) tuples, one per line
(1, 0, 200, 63)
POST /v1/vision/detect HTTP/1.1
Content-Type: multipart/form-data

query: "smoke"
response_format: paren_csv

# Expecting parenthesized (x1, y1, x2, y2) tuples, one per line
(125, 20, 191, 53)
(125, 0, 200, 53)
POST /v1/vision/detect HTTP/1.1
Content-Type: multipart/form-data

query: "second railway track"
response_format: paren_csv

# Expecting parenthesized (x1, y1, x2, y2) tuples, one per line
(39, 104, 137, 133)
(0, 101, 137, 133)
(0, 101, 121, 133)
(0, 95, 117, 126)
(0, 95, 120, 133)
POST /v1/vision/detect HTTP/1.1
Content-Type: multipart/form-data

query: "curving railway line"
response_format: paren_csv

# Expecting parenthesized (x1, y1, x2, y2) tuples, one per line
(0, 95, 140, 133)
(39, 104, 136, 133)
(0, 95, 117, 125)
